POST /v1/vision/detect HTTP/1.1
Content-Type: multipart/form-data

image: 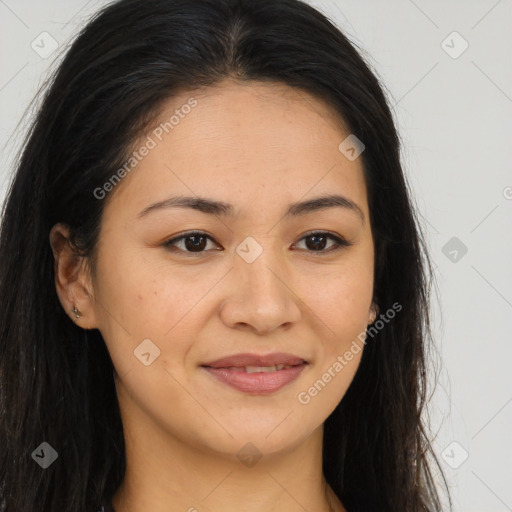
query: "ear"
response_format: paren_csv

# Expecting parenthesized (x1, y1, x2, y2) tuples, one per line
(49, 223, 100, 329)
(368, 301, 379, 325)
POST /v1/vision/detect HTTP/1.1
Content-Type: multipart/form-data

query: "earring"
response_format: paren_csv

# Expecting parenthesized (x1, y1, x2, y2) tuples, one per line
(71, 306, 82, 320)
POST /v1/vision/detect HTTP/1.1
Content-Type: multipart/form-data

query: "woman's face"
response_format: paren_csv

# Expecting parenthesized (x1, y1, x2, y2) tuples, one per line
(83, 80, 375, 460)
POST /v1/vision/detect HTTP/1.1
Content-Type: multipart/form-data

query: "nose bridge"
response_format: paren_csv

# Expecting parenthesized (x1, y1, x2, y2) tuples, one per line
(235, 234, 287, 299)
(220, 234, 301, 333)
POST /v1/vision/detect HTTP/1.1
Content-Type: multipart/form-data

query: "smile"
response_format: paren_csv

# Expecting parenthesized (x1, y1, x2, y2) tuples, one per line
(201, 363, 308, 394)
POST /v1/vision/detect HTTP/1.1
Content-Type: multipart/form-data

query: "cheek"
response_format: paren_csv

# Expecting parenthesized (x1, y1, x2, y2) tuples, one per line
(296, 273, 370, 414)
(304, 267, 373, 330)
(94, 245, 185, 330)
(94, 248, 226, 370)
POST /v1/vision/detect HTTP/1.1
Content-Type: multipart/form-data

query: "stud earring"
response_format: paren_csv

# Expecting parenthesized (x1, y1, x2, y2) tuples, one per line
(71, 306, 82, 320)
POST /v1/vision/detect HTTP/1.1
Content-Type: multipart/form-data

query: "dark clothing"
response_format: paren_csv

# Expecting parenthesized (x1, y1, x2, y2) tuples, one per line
(97, 504, 115, 512)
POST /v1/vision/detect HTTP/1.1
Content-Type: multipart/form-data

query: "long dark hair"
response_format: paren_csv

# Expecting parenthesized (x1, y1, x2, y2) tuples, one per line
(0, 0, 451, 510)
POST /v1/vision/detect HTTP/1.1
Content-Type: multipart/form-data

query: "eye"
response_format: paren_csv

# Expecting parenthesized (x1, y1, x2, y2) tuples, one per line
(163, 230, 351, 255)
(293, 231, 352, 254)
(163, 231, 220, 254)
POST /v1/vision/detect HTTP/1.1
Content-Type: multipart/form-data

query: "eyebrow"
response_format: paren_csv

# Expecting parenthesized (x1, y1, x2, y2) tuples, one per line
(137, 194, 365, 223)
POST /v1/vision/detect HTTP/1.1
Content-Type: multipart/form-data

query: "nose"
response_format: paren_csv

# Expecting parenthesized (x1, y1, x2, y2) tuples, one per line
(219, 243, 302, 335)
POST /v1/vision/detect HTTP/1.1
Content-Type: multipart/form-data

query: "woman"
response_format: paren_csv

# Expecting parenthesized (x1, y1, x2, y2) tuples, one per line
(0, 0, 451, 510)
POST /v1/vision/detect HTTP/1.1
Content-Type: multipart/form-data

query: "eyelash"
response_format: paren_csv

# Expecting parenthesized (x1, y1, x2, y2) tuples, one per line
(163, 230, 352, 256)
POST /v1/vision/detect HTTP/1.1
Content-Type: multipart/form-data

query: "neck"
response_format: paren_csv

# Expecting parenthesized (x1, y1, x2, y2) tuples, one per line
(111, 392, 346, 512)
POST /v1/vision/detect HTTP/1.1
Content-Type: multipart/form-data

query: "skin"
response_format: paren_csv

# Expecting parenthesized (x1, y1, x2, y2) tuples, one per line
(50, 79, 377, 512)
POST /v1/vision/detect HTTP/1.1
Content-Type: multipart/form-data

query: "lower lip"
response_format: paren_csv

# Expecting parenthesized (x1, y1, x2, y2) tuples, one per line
(202, 364, 307, 393)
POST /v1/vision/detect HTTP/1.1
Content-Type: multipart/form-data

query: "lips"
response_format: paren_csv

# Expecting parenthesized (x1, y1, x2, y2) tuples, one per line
(201, 352, 308, 369)
(200, 352, 309, 393)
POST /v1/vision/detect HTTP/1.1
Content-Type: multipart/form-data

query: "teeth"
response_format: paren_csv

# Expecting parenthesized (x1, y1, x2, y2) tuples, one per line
(246, 365, 277, 373)
(225, 364, 294, 373)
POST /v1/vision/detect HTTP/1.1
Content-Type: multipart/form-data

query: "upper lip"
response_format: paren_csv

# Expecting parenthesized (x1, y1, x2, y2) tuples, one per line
(201, 352, 308, 368)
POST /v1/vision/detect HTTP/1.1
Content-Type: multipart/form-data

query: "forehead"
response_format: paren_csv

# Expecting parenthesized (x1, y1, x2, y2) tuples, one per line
(103, 79, 369, 222)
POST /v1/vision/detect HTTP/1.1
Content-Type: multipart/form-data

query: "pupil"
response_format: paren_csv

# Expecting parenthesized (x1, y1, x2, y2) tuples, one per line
(307, 235, 326, 251)
(185, 235, 206, 251)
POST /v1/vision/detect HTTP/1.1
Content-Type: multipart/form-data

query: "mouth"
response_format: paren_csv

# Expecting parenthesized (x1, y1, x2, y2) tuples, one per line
(213, 363, 301, 373)
(200, 353, 309, 394)
(201, 352, 308, 369)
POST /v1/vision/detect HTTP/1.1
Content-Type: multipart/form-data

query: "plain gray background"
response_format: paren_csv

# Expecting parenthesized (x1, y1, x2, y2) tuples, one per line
(1, 1, 511, 510)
